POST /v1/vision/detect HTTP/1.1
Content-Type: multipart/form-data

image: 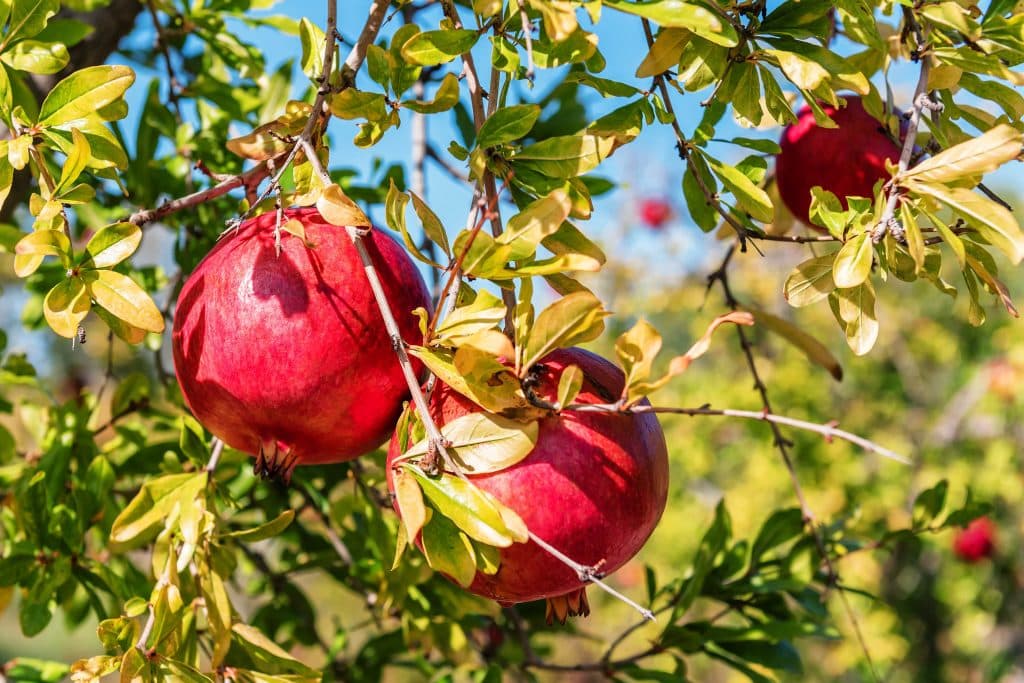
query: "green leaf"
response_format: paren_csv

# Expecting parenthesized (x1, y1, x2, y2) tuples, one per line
(522, 291, 609, 372)
(514, 134, 616, 177)
(221, 509, 295, 542)
(42, 277, 89, 339)
(750, 308, 842, 380)
(750, 508, 804, 563)
(328, 88, 388, 121)
(556, 364, 584, 408)
(402, 412, 539, 475)
(433, 289, 506, 344)
(409, 190, 451, 257)
(913, 480, 948, 528)
(421, 513, 478, 587)
(401, 29, 478, 66)
(477, 104, 541, 148)
(498, 189, 573, 260)
(0, 39, 67, 74)
(82, 222, 140, 268)
(108, 472, 207, 551)
(161, 659, 213, 683)
(401, 71, 460, 113)
(54, 127, 90, 194)
(37, 65, 135, 127)
(603, 0, 738, 46)
(83, 269, 165, 333)
(406, 465, 528, 546)
(385, 179, 441, 268)
(832, 232, 873, 288)
(231, 623, 321, 677)
(704, 153, 774, 222)
(4, 0, 58, 48)
(298, 17, 325, 80)
(784, 253, 836, 306)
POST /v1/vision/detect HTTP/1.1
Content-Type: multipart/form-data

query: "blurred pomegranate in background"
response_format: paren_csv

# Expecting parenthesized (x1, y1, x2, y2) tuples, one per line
(953, 517, 997, 563)
(638, 197, 673, 229)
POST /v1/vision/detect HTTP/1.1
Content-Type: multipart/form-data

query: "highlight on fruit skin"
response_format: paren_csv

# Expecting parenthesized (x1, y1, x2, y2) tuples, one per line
(172, 207, 432, 480)
(775, 95, 902, 229)
(387, 347, 670, 621)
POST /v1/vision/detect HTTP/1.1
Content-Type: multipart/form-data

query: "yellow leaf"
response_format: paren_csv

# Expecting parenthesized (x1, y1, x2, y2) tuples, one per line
(84, 270, 165, 333)
(902, 124, 1024, 185)
(316, 183, 371, 228)
(636, 28, 690, 78)
(43, 278, 91, 338)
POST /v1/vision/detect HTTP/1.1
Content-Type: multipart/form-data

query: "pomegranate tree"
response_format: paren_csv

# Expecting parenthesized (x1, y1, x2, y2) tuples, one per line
(387, 347, 669, 620)
(173, 207, 431, 476)
(775, 96, 902, 228)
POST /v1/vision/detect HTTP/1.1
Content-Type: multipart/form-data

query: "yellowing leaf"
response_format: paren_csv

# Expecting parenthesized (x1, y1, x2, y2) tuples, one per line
(84, 269, 165, 333)
(83, 222, 141, 268)
(522, 291, 609, 373)
(38, 65, 135, 127)
(498, 189, 573, 261)
(556, 364, 584, 408)
(784, 253, 837, 307)
(832, 232, 873, 288)
(748, 308, 842, 380)
(43, 278, 90, 338)
(316, 183, 371, 228)
(13, 228, 71, 276)
(407, 465, 525, 546)
(910, 182, 1024, 264)
(836, 282, 879, 356)
(403, 413, 539, 475)
(433, 290, 507, 345)
(394, 469, 428, 543)
(636, 27, 690, 78)
(903, 124, 1024, 185)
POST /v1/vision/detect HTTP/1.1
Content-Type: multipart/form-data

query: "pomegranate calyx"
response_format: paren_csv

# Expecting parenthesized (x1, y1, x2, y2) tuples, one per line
(254, 440, 299, 484)
(545, 588, 591, 625)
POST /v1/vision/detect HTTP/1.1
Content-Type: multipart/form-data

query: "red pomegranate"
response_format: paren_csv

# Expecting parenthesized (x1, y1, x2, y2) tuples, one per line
(638, 198, 673, 229)
(173, 207, 431, 477)
(775, 96, 902, 228)
(387, 347, 669, 619)
(953, 517, 996, 563)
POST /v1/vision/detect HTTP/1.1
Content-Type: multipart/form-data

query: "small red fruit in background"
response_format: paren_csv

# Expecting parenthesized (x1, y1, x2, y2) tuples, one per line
(387, 347, 669, 621)
(987, 357, 1019, 401)
(953, 517, 997, 563)
(775, 96, 902, 228)
(638, 197, 673, 229)
(173, 207, 431, 478)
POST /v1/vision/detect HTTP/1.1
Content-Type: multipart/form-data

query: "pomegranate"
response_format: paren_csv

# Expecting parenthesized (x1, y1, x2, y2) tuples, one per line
(173, 207, 431, 478)
(775, 96, 902, 228)
(953, 517, 996, 563)
(638, 197, 673, 229)
(387, 347, 669, 620)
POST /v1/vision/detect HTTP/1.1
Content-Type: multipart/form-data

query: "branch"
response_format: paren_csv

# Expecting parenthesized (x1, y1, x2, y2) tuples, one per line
(128, 161, 273, 226)
(871, 9, 933, 242)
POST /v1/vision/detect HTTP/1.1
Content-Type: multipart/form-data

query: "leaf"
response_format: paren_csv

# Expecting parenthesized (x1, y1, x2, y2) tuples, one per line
(406, 465, 527, 546)
(409, 190, 451, 257)
(750, 508, 805, 563)
(109, 473, 207, 551)
(403, 412, 539, 475)
(420, 513, 477, 587)
(498, 189, 573, 260)
(394, 469, 427, 543)
(328, 88, 388, 121)
(636, 27, 690, 78)
(401, 29, 479, 66)
(557, 364, 584, 408)
(13, 228, 71, 276)
(522, 291, 609, 372)
(704, 153, 774, 222)
(0, 39, 68, 74)
(836, 282, 878, 356)
(603, 0, 738, 46)
(764, 49, 830, 90)
(82, 222, 141, 268)
(401, 72, 460, 113)
(37, 65, 135, 127)
(748, 308, 842, 380)
(83, 270, 165, 333)
(967, 255, 1019, 317)
(221, 509, 295, 542)
(784, 253, 837, 307)
(316, 183, 371, 228)
(4, 0, 58, 48)
(231, 624, 321, 677)
(514, 134, 616, 177)
(832, 232, 873, 288)
(902, 124, 1023, 185)
(433, 290, 506, 344)
(615, 318, 663, 397)
(477, 104, 541, 148)
(298, 17, 325, 80)
(909, 182, 1024, 264)
(384, 179, 440, 268)
(54, 128, 91, 194)
(43, 277, 90, 339)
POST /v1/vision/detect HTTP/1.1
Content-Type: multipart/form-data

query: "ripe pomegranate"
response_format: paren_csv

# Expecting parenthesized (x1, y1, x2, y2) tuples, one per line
(173, 207, 431, 478)
(775, 96, 902, 228)
(638, 197, 673, 229)
(387, 347, 669, 620)
(953, 517, 996, 563)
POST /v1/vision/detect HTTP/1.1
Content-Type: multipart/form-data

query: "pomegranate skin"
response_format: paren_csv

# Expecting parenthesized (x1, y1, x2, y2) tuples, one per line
(953, 517, 996, 564)
(388, 347, 669, 604)
(173, 207, 431, 464)
(776, 96, 901, 228)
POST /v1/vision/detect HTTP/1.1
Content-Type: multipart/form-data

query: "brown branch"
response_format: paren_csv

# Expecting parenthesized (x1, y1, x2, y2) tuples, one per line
(128, 161, 273, 226)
